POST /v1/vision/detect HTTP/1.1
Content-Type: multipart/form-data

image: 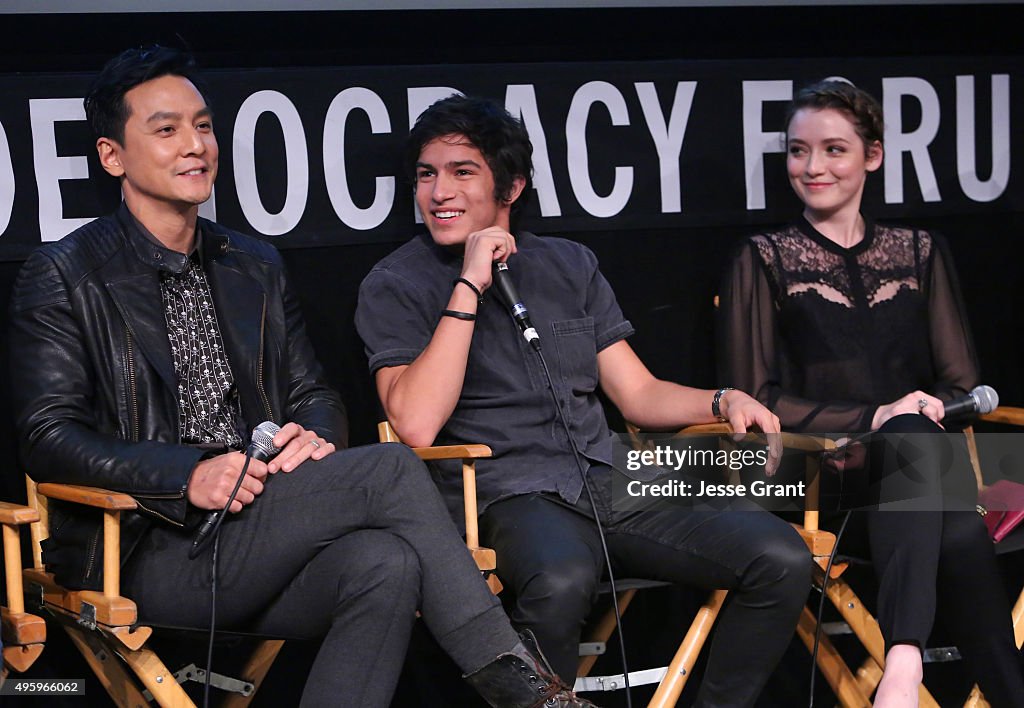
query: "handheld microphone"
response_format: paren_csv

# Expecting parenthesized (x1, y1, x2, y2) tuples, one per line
(492, 261, 540, 349)
(189, 421, 281, 559)
(942, 385, 999, 421)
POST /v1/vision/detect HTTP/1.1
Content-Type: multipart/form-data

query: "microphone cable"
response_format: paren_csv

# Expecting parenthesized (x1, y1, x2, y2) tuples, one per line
(531, 344, 633, 707)
(808, 507, 852, 708)
(491, 260, 630, 704)
(199, 449, 256, 708)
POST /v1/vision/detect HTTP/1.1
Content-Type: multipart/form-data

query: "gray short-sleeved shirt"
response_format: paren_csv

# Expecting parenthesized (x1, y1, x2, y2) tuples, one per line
(356, 231, 633, 523)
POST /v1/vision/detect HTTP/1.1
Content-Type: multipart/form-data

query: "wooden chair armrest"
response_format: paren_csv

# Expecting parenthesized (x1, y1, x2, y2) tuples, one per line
(679, 424, 838, 452)
(0, 502, 39, 525)
(410, 444, 493, 461)
(778, 432, 838, 453)
(980, 406, 1024, 427)
(35, 483, 137, 510)
(377, 422, 493, 460)
(679, 423, 733, 435)
(377, 420, 501, 592)
(34, 484, 133, 598)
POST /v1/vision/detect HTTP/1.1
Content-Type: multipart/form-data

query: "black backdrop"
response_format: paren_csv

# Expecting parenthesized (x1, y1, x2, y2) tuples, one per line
(1, 4, 1022, 706)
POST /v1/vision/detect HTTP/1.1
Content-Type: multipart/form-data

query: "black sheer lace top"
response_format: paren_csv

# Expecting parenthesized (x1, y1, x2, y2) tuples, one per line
(718, 216, 979, 434)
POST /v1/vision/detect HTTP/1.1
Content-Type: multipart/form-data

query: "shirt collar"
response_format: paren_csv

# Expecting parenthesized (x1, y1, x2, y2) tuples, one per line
(117, 202, 204, 274)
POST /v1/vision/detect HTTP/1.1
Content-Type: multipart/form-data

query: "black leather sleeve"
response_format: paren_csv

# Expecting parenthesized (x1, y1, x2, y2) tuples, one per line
(9, 247, 199, 524)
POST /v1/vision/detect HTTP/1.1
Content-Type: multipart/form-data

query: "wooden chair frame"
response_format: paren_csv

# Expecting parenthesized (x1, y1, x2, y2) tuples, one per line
(809, 407, 1024, 708)
(2, 501, 45, 680)
(783, 407, 1024, 708)
(611, 423, 854, 707)
(960, 406, 1024, 708)
(377, 422, 501, 595)
(21, 477, 284, 707)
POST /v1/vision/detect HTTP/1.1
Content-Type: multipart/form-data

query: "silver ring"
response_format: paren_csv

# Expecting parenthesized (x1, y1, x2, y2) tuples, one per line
(918, 398, 929, 411)
(309, 439, 322, 450)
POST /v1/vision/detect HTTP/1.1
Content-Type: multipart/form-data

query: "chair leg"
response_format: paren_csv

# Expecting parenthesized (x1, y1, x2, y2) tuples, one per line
(1012, 587, 1024, 649)
(120, 647, 194, 708)
(795, 606, 872, 707)
(961, 589, 1023, 708)
(221, 639, 286, 708)
(63, 625, 158, 708)
(118, 645, 195, 708)
(963, 685, 991, 708)
(577, 589, 639, 678)
(822, 576, 942, 708)
(853, 656, 883, 700)
(646, 589, 727, 708)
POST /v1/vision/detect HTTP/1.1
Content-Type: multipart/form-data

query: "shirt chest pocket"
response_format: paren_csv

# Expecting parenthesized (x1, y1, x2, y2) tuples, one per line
(551, 317, 598, 395)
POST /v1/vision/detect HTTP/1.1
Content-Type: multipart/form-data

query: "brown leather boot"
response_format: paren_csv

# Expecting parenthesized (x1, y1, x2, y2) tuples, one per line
(464, 630, 598, 708)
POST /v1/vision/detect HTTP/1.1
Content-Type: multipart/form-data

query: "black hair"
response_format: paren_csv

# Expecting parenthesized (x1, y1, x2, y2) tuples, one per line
(84, 45, 206, 145)
(405, 94, 533, 223)
(785, 80, 885, 153)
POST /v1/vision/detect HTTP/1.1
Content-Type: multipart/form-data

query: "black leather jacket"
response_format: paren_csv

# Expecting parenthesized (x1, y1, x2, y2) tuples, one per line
(9, 205, 347, 589)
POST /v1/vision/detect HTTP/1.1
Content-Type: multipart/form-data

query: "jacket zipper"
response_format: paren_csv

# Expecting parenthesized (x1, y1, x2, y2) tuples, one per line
(84, 526, 102, 586)
(255, 294, 274, 421)
(125, 327, 139, 443)
(134, 499, 183, 525)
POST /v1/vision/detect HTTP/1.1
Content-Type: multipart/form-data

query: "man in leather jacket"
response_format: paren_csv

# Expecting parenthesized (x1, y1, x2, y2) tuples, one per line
(8, 46, 593, 707)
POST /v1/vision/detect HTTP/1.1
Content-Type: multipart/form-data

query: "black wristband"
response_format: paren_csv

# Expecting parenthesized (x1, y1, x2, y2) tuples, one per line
(453, 277, 485, 303)
(442, 309, 477, 321)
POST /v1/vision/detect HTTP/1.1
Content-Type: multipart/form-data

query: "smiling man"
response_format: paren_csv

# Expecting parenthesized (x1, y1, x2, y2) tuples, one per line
(9, 47, 595, 708)
(356, 94, 811, 706)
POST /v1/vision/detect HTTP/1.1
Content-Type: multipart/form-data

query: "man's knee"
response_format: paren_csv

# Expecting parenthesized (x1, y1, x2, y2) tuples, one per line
(744, 525, 812, 596)
(370, 442, 435, 484)
(331, 442, 435, 498)
(513, 560, 599, 622)
(335, 531, 422, 607)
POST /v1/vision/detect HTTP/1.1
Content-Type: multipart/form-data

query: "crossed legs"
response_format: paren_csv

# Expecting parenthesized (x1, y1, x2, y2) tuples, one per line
(122, 443, 519, 706)
(866, 415, 1024, 707)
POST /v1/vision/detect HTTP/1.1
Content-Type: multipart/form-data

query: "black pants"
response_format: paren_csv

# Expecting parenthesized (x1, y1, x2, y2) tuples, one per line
(853, 414, 1024, 707)
(479, 466, 811, 708)
(122, 443, 519, 708)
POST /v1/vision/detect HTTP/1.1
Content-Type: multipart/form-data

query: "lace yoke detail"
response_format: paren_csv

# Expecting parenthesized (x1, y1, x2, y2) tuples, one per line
(752, 224, 933, 310)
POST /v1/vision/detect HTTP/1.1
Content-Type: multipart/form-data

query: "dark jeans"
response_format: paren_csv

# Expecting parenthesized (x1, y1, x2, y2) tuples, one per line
(479, 466, 811, 708)
(857, 415, 1024, 706)
(122, 443, 519, 708)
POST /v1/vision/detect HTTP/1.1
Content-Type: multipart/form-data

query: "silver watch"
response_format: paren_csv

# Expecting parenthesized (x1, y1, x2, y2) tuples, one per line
(712, 387, 735, 421)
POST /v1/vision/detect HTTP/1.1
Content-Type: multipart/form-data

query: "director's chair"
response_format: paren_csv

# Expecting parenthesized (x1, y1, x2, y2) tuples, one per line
(1, 501, 45, 681)
(796, 407, 1024, 708)
(21, 476, 285, 707)
(377, 421, 501, 595)
(615, 423, 859, 706)
(775, 408, 1024, 708)
(956, 406, 1024, 708)
(381, 418, 837, 707)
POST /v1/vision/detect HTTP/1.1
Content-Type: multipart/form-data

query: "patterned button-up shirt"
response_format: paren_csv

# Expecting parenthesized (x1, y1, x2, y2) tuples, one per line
(127, 213, 244, 449)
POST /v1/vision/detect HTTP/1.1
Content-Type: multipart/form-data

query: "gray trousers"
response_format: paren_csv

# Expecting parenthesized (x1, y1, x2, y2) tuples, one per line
(122, 443, 518, 707)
